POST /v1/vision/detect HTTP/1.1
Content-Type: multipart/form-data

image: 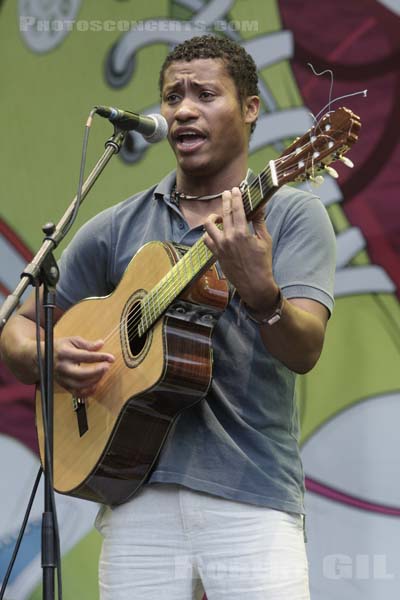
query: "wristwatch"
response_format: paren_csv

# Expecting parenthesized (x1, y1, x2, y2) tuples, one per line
(245, 288, 284, 326)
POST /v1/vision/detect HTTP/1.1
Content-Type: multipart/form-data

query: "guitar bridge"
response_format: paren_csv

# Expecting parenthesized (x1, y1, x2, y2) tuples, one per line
(72, 396, 88, 437)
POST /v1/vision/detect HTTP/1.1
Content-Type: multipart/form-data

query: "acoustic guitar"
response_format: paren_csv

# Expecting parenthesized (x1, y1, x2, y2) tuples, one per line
(36, 107, 361, 505)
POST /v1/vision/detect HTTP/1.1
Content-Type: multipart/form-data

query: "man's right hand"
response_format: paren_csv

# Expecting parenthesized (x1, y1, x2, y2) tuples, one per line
(54, 337, 115, 398)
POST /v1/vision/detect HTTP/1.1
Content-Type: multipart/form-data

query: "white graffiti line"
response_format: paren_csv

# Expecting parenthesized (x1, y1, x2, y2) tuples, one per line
(243, 32, 294, 73)
(110, 0, 235, 75)
(297, 180, 395, 296)
(193, 0, 234, 24)
(302, 392, 400, 503)
(333, 221, 395, 295)
(176, 0, 205, 10)
(377, 0, 400, 15)
(332, 222, 394, 296)
(299, 177, 344, 207)
(334, 228, 396, 294)
(243, 32, 294, 112)
(18, 0, 82, 54)
(336, 228, 366, 268)
(249, 107, 313, 153)
(111, 26, 200, 76)
(335, 266, 395, 297)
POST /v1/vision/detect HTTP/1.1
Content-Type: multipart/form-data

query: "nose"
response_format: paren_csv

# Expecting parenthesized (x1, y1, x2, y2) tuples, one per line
(174, 97, 199, 122)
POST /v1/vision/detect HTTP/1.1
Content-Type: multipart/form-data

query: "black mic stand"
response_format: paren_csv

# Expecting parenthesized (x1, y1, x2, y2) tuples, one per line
(0, 127, 126, 600)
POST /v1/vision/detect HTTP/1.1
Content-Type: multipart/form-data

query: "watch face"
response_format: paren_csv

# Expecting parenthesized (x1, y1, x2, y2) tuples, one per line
(267, 313, 281, 326)
(19, 0, 82, 53)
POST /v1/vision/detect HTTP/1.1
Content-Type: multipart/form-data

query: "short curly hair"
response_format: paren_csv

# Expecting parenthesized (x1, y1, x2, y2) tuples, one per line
(159, 35, 259, 133)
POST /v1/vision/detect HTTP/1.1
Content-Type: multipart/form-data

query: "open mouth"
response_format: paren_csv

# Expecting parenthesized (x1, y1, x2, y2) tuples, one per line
(174, 131, 207, 152)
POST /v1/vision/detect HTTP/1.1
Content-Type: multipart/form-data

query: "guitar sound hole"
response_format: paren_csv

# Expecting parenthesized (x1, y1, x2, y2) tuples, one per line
(127, 300, 147, 356)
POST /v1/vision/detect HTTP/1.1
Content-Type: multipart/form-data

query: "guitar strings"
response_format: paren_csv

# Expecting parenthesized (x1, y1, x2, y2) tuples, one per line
(314, 89, 367, 123)
(307, 63, 334, 119)
(306, 62, 367, 127)
(100, 232, 215, 345)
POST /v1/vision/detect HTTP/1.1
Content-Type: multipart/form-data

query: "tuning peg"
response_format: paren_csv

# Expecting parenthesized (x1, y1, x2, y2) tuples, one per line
(324, 165, 339, 179)
(309, 175, 324, 187)
(339, 155, 354, 168)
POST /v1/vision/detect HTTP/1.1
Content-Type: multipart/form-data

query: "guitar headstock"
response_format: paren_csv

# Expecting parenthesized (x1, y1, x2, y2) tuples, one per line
(275, 107, 361, 186)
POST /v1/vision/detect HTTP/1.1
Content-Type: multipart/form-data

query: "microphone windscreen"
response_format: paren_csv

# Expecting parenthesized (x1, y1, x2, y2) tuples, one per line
(143, 114, 168, 143)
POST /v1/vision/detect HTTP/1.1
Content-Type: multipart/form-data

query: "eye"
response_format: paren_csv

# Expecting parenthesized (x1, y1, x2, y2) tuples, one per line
(165, 93, 180, 104)
(200, 91, 214, 101)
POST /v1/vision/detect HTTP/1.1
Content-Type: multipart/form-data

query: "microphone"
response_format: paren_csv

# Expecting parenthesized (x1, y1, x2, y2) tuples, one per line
(95, 106, 168, 143)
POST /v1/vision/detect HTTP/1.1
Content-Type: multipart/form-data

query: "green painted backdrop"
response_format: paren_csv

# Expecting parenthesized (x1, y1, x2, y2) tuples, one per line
(1, 1, 399, 599)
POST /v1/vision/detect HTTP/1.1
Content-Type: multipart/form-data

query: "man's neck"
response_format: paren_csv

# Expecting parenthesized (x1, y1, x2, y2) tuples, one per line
(175, 163, 248, 198)
(174, 167, 251, 229)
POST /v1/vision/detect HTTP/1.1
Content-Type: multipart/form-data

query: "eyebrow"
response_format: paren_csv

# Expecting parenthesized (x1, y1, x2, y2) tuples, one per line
(163, 78, 219, 93)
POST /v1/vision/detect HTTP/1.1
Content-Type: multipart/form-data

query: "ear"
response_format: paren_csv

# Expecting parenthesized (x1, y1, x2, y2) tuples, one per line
(243, 95, 260, 126)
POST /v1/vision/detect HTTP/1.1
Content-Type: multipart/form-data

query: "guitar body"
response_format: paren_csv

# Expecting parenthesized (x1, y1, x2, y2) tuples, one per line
(35, 241, 229, 506)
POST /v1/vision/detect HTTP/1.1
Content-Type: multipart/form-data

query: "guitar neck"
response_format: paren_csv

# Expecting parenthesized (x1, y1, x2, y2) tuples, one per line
(241, 160, 279, 218)
(139, 161, 279, 335)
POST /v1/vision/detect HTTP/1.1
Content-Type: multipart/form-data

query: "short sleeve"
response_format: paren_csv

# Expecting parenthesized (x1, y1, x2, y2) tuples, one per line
(269, 189, 336, 314)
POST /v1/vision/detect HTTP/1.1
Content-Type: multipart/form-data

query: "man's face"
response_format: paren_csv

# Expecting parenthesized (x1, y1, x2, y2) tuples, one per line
(161, 58, 255, 178)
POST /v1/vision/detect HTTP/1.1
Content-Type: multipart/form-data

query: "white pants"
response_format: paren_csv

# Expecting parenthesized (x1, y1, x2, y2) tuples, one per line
(95, 484, 310, 599)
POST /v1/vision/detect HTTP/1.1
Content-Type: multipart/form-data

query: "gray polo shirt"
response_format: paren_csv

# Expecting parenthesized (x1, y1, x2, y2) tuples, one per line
(57, 171, 336, 514)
